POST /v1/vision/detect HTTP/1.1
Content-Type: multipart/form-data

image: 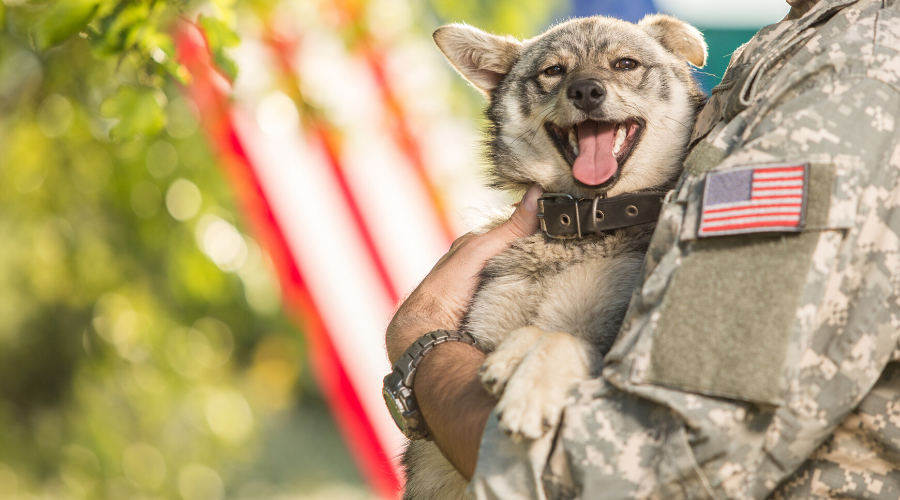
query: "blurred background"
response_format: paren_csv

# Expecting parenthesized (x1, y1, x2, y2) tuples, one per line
(0, 0, 789, 499)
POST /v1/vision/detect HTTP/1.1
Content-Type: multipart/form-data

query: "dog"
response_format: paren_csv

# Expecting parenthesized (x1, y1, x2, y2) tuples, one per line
(401, 14, 707, 499)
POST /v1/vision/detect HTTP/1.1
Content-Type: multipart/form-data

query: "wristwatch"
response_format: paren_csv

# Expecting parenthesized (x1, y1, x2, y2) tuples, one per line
(382, 329, 480, 440)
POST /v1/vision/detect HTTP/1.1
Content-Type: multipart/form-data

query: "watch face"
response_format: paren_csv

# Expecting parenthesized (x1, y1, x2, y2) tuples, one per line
(382, 386, 408, 433)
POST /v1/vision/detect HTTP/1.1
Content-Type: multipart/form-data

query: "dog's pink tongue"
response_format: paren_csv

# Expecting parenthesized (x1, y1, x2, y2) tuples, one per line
(572, 121, 618, 186)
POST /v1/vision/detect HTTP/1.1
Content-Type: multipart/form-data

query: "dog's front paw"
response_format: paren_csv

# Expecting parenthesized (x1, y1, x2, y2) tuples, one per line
(496, 369, 572, 441)
(479, 326, 545, 397)
(479, 354, 519, 398)
(493, 331, 591, 441)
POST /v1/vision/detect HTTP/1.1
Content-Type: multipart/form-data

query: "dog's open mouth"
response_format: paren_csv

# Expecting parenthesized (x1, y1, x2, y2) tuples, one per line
(545, 119, 643, 188)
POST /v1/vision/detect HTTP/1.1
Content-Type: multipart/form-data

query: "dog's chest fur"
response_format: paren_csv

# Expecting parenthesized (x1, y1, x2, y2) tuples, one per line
(401, 227, 654, 500)
(462, 226, 654, 355)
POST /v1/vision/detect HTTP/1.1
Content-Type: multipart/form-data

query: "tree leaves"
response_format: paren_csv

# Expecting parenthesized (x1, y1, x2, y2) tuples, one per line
(23, 0, 239, 141)
(88, 1, 150, 57)
(199, 15, 240, 82)
(100, 85, 166, 139)
(31, 0, 102, 51)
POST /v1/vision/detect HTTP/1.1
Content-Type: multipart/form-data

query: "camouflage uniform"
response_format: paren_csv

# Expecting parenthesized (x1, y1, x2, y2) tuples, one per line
(469, 0, 900, 498)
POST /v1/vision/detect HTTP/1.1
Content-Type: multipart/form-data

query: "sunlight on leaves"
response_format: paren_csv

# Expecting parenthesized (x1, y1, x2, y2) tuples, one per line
(198, 15, 240, 81)
(32, 0, 101, 51)
(100, 85, 166, 139)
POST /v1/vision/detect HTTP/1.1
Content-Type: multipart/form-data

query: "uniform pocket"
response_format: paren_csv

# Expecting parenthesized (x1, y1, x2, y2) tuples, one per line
(633, 159, 858, 405)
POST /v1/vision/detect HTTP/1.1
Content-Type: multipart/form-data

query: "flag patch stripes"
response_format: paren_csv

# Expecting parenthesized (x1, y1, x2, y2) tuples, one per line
(698, 163, 808, 237)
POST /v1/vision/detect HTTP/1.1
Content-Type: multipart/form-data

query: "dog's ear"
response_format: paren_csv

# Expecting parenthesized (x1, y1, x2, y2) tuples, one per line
(433, 24, 523, 97)
(638, 14, 707, 68)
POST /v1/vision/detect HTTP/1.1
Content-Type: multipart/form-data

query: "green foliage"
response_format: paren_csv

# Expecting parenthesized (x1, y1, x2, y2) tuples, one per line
(16, 0, 240, 140)
(32, 0, 101, 51)
(426, 0, 566, 37)
(198, 14, 239, 81)
(100, 84, 166, 138)
(89, 0, 156, 57)
(0, 0, 367, 497)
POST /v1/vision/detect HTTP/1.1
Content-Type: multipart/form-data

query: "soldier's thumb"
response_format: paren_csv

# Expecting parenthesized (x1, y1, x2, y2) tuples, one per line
(489, 185, 542, 246)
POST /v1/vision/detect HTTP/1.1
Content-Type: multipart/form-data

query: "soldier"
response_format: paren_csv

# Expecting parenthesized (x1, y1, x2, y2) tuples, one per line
(385, 0, 900, 497)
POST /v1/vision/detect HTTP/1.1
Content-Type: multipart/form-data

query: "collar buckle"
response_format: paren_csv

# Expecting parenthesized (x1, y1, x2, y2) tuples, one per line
(537, 191, 668, 239)
(537, 193, 576, 240)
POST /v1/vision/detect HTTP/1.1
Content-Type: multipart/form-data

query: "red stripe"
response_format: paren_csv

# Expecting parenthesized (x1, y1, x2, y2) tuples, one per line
(752, 176, 804, 183)
(361, 44, 457, 244)
(751, 185, 803, 191)
(701, 219, 802, 233)
(703, 211, 803, 222)
(261, 31, 401, 304)
(751, 177, 804, 183)
(175, 23, 402, 498)
(324, 0, 456, 244)
(310, 123, 401, 303)
(749, 194, 804, 200)
(751, 166, 805, 176)
(704, 202, 802, 214)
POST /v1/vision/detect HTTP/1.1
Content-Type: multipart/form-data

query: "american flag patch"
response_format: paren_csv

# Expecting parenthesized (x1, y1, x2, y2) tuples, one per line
(698, 163, 808, 238)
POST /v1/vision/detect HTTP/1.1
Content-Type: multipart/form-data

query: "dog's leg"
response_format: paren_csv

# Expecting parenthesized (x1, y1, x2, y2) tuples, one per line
(402, 441, 470, 500)
(479, 325, 545, 397)
(495, 331, 593, 441)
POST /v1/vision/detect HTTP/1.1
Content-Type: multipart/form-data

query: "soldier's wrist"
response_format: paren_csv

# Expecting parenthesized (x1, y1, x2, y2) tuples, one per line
(414, 341, 492, 479)
(414, 340, 486, 388)
(386, 320, 454, 365)
(383, 330, 482, 441)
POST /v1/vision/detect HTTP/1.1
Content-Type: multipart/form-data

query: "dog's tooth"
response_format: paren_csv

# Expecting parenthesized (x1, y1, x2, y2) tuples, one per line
(613, 124, 626, 156)
(568, 128, 579, 156)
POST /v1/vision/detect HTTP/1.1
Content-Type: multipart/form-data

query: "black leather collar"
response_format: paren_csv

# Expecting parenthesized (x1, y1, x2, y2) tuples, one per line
(537, 191, 667, 239)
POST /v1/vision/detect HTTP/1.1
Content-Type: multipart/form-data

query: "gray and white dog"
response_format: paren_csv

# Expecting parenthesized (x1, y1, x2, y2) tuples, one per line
(402, 15, 707, 499)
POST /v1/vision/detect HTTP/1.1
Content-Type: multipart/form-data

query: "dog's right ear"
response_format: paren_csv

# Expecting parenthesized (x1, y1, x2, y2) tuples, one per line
(433, 24, 523, 97)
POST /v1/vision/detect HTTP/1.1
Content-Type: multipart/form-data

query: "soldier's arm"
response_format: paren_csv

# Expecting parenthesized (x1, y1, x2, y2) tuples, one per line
(385, 186, 542, 477)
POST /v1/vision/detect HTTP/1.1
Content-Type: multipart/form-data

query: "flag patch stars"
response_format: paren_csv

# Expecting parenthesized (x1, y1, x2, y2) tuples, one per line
(698, 163, 808, 237)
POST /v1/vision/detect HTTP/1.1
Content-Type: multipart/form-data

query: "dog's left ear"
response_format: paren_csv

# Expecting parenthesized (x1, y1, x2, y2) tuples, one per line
(638, 14, 707, 68)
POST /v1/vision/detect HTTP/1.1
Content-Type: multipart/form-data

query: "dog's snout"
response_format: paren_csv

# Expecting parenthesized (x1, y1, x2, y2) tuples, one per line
(567, 79, 606, 112)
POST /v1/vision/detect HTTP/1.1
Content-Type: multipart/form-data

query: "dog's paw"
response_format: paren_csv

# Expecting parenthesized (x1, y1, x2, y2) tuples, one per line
(478, 326, 545, 397)
(496, 369, 571, 441)
(480, 351, 521, 397)
(493, 331, 591, 441)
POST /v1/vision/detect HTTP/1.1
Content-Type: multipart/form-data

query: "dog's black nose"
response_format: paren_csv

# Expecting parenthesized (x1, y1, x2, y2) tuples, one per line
(567, 79, 606, 112)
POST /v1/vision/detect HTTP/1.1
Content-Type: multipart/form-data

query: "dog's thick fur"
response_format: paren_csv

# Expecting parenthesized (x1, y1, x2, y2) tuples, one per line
(402, 15, 707, 499)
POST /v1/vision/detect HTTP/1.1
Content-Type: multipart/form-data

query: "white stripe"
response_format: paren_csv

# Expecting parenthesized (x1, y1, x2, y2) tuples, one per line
(702, 214, 801, 228)
(341, 116, 452, 297)
(703, 205, 803, 219)
(705, 197, 802, 210)
(233, 108, 408, 463)
(751, 179, 804, 188)
(751, 188, 803, 197)
(752, 170, 804, 180)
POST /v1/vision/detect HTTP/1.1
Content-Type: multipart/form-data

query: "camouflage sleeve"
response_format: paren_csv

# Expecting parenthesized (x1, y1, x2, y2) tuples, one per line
(471, 12, 900, 500)
(547, 67, 900, 500)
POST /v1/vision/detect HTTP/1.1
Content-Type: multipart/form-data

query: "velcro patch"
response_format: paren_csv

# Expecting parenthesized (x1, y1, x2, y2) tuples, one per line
(698, 163, 809, 238)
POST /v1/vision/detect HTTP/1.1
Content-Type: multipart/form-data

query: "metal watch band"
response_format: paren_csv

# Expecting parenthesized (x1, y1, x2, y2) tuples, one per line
(399, 329, 479, 387)
(382, 329, 479, 440)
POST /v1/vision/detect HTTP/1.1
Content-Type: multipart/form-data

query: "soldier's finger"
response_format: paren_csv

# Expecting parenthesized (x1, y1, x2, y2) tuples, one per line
(474, 185, 542, 257)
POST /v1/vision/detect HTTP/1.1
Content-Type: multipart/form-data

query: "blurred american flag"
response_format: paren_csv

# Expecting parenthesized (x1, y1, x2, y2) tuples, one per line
(175, 1, 500, 496)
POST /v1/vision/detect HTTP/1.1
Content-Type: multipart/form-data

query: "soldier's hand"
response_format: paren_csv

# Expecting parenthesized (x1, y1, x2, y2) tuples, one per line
(384, 184, 542, 479)
(385, 185, 542, 364)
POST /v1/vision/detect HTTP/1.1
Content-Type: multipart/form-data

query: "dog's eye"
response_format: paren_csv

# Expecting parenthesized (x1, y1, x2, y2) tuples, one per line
(543, 65, 565, 76)
(614, 58, 639, 70)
